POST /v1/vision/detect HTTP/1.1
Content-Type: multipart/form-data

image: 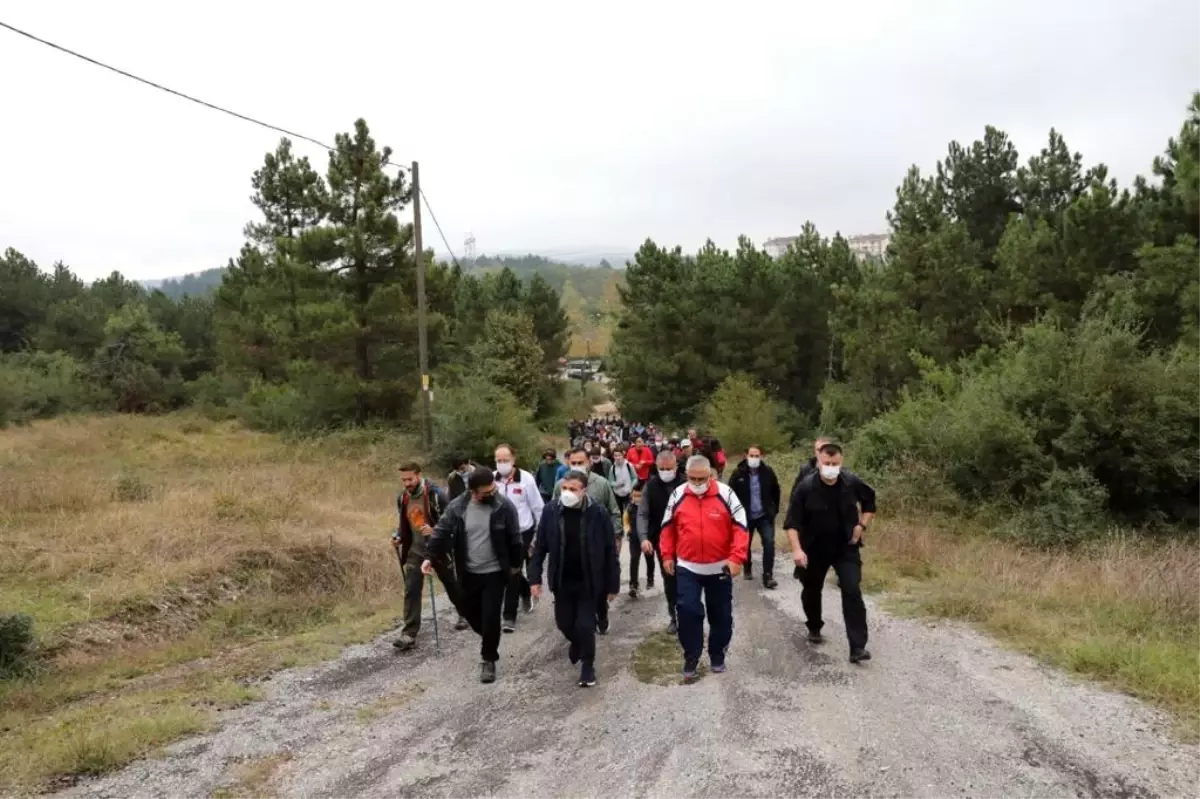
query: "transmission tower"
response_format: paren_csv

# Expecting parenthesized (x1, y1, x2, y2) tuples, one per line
(464, 232, 477, 261)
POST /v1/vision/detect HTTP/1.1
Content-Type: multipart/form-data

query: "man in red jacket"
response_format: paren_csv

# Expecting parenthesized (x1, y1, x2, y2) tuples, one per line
(626, 437, 655, 484)
(660, 454, 748, 681)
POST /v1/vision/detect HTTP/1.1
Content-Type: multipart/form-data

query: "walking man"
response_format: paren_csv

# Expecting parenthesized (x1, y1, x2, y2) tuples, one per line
(555, 447, 622, 634)
(784, 442, 877, 664)
(609, 445, 638, 513)
(729, 445, 781, 589)
(637, 450, 686, 633)
(535, 449, 565, 503)
(788, 435, 832, 506)
(494, 444, 545, 633)
(626, 437, 656, 485)
(446, 454, 478, 501)
(423, 468, 524, 684)
(624, 484, 656, 598)
(392, 461, 461, 650)
(529, 470, 620, 687)
(660, 455, 748, 680)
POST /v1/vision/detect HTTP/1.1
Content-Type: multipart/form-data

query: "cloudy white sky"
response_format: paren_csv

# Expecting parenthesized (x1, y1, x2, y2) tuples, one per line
(2, 0, 1197, 281)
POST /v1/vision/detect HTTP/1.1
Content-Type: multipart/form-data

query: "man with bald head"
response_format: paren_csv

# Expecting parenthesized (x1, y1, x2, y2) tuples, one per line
(636, 449, 686, 633)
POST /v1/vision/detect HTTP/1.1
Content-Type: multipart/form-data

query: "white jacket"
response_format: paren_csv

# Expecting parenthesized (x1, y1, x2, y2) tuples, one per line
(495, 467, 545, 532)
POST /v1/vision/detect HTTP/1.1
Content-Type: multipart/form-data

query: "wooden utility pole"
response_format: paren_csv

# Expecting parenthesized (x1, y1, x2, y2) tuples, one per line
(411, 161, 433, 452)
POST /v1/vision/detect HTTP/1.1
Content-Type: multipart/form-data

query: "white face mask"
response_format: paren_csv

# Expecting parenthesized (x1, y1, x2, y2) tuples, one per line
(496, 461, 514, 477)
(747, 457, 761, 469)
(688, 480, 709, 496)
(560, 489, 582, 508)
(658, 469, 676, 482)
(819, 464, 841, 481)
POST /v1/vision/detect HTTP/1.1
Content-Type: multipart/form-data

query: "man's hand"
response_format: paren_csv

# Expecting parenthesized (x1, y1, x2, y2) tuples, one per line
(851, 524, 864, 545)
(420, 559, 434, 575)
(663, 559, 675, 576)
(607, 593, 617, 602)
(390, 535, 401, 550)
(728, 561, 743, 577)
(530, 584, 542, 599)
(792, 548, 808, 569)
(641, 540, 653, 555)
(419, 525, 434, 537)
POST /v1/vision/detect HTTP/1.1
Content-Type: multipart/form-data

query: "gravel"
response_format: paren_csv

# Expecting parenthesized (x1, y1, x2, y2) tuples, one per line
(56, 548, 1198, 799)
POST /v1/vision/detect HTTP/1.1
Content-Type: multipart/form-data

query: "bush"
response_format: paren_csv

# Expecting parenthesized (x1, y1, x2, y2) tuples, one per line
(0, 613, 37, 680)
(237, 360, 359, 433)
(698, 373, 791, 456)
(0, 351, 101, 426)
(430, 376, 542, 470)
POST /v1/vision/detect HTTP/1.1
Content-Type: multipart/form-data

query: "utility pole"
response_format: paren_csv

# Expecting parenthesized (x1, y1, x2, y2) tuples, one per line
(411, 161, 433, 453)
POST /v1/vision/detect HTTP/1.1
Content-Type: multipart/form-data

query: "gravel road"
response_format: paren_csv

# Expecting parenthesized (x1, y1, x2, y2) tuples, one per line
(59, 547, 1198, 799)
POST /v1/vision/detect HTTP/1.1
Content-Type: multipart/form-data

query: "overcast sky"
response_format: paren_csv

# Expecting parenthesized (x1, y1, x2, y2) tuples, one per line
(2, 0, 1197, 281)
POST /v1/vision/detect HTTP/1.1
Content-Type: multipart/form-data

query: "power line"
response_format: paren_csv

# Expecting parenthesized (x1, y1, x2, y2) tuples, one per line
(419, 187, 462, 270)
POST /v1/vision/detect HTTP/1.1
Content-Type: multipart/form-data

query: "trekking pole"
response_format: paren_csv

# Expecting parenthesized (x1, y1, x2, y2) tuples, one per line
(427, 574, 441, 655)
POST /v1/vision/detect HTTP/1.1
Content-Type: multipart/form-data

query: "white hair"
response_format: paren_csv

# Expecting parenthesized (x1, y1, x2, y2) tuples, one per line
(686, 454, 711, 472)
(656, 449, 677, 465)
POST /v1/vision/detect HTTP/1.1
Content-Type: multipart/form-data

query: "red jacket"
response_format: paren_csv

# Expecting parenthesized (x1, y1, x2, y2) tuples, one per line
(627, 445, 655, 481)
(660, 479, 748, 566)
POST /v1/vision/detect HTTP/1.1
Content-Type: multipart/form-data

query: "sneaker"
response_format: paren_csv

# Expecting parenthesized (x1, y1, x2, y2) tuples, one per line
(480, 661, 496, 683)
(569, 641, 581, 665)
(392, 634, 416, 651)
(579, 662, 597, 687)
(850, 648, 872, 664)
(628, 587, 638, 599)
(763, 575, 778, 590)
(521, 595, 533, 614)
(807, 629, 824, 644)
(454, 616, 469, 631)
(711, 661, 727, 674)
(502, 618, 516, 634)
(667, 618, 678, 635)
(646, 576, 655, 589)
(682, 659, 699, 681)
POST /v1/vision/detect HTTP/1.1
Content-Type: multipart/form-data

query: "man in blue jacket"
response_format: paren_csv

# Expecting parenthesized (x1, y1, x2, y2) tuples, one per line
(529, 469, 620, 687)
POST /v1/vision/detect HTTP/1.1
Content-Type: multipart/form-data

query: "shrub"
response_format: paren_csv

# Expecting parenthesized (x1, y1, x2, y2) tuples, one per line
(237, 360, 358, 433)
(430, 376, 541, 470)
(0, 613, 37, 680)
(698, 373, 791, 456)
(0, 351, 101, 426)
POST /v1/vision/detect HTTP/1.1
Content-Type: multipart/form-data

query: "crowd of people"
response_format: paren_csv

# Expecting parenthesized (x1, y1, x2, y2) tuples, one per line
(390, 416, 877, 687)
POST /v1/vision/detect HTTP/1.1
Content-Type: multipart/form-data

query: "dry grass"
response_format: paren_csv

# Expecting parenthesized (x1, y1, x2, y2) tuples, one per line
(0, 413, 417, 792)
(211, 752, 294, 798)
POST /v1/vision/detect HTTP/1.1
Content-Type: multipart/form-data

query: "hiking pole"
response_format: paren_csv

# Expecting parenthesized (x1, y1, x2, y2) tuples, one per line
(427, 573, 441, 655)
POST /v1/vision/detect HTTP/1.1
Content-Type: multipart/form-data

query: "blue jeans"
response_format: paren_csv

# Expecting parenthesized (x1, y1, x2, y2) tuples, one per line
(675, 566, 734, 665)
(745, 516, 775, 577)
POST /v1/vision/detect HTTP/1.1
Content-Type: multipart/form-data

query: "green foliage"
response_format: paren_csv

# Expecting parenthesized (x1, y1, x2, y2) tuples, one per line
(698, 374, 791, 455)
(471, 311, 545, 410)
(0, 613, 37, 680)
(0, 352, 98, 426)
(90, 304, 187, 413)
(430, 376, 541, 469)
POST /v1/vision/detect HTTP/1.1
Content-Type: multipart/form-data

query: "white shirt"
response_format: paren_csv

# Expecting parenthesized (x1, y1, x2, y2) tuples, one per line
(496, 468, 545, 532)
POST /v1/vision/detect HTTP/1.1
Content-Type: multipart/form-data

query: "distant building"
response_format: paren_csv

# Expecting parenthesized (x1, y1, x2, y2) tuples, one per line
(846, 233, 890, 260)
(763, 236, 798, 259)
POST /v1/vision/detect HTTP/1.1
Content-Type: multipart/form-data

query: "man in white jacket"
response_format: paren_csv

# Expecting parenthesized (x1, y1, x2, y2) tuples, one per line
(494, 444, 546, 632)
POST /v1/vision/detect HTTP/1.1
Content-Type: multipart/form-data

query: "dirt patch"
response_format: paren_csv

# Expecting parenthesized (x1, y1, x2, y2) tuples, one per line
(631, 630, 706, 685)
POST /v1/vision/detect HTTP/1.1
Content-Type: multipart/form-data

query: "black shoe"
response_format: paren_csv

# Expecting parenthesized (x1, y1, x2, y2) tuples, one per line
(667, 618, 678, 635)
(597, 617, 610, 635)
(454, 616, 469, 631)
(392, 634, 416, 651)
(521, 596, 533, 614)
(646, 577, 655, 589)
(579, 662, 597, 687)
(807, 629, 824, 644)
(682, 659, 700, 681)
(763, 575, 778, 590)
(744, 566, 753, 580)
(850, 648, 872, 664)
(502, 618, 516, 633)
(569, 641, 581, 665)
(480, 661, 496, 683)
(628, 587, 638, 599)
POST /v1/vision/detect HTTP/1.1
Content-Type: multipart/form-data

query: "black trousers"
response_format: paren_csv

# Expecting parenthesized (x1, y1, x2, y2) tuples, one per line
(799, 548, 868, 651)
(628, 535, 656, 587)
(650, 536, 678, 619)
(554, 582, 599, 665)
(502, 527, 536, 622)
(460, 570, 507, 662)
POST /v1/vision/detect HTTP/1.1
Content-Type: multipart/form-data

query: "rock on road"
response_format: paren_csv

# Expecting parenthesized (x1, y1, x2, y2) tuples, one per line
(59, 548, 1197, 799)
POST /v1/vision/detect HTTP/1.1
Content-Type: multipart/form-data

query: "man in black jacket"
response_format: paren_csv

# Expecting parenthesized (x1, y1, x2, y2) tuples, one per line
(787, 435, 832, 507)
(636, 450, 686, 633)
(446, 454, 478, 502)
(529, 470, 620, 687)
(423, 467, 524, 684)
(784, 442, 877, 664)
(729, 445, 782, 589)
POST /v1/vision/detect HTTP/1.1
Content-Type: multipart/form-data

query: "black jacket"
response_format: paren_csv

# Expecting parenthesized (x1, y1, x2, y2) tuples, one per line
(729, 459, 781, 520)
(788, 457, 818, 508)
(637, 471, 686, 544)
(446, 466, 475, 502)
(529, 499, 620, 597)
(396, 479, 449, 563)
(426, 491, 523, 578)
(783, 470, 877, 553)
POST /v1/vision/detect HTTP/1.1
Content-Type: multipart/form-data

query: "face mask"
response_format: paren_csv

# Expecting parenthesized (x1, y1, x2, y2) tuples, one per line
(819, 464, 841, 481)
(688, 480, 709, 496)
(590, 456, 601, 464)
(658, 469, 676, 482)
(569, 463, 587, 471)
(560, 490, 582, 508)
(747, 457, 761, 469)
(473, 490, 494, 502)
(496, 461, 513, 477)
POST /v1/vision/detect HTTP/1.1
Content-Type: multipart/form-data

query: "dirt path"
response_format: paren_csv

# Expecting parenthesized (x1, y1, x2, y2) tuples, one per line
(58, 547, 1197, 799)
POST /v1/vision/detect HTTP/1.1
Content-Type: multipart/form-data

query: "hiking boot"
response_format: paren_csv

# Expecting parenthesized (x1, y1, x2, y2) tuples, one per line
(521, 595, 533, 614)
(454, 616, 469, 631)
(569, 641, 581, 665)
(763, 575, 778, 590)
(392, 633, 416, 651)
(480, 661, 497, 683)
(502, 618, 516, 633)
(667, 617, 678, 635)
(682, 659, 700, 682)
(579, 662, 597, 687)
(850, 648, 872, 664)
(807, 629, 824, 644)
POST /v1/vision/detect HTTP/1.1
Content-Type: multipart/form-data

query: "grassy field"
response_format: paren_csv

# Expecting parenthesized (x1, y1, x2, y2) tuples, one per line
(0, 414, 416, 792)
(764, 450, 1200, 740)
